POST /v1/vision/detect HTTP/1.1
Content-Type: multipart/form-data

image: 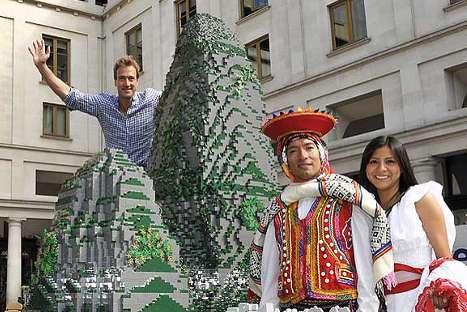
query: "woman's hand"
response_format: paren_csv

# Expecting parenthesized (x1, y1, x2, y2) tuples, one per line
(428, 289, 449, 309)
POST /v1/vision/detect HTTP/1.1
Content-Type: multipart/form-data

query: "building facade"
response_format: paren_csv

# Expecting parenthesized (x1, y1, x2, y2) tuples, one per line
(1, 0, 467, 308)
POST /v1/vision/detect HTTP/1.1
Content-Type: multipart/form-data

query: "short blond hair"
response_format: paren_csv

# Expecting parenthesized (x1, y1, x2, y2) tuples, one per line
(113, 55, 140, 80)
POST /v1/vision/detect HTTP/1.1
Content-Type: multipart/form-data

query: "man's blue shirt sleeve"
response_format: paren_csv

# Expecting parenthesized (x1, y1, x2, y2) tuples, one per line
(63, 87, 110, 117)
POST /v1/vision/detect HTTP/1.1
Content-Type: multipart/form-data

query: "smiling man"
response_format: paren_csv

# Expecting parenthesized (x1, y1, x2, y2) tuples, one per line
(248, 108, 395, 311)
(29, 39, 161, 167)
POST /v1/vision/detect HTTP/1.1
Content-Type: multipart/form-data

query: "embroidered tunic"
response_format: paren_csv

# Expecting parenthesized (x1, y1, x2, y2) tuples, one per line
(274, 197, 356, 304)
(260, 196, 379, 310)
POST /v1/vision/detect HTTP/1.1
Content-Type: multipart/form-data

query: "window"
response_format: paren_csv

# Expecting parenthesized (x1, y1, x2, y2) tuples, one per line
(126, 24, 143, 71)
(240, 0, 268, 18)
(43, 103, 69, 138)
(42, 35, 70, 84)
(246, 35, 271, 81)
(329, 0, 367, 50)
(95, 0, 107, 5)
(36, 170, 73, 196)
(445, 64, 467, 110)
(176, 0, 196, 36)
(444, 153, 467, 224)
(326, 90, 384, 139)
(450, 0, 465, 4)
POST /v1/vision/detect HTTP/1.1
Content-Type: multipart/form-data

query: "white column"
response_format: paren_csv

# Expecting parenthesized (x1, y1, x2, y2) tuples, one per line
(412, 157, 441, 184)
(6, 218, 23, 306)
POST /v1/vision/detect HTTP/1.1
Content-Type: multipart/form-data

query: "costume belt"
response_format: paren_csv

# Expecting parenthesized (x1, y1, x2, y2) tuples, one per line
(384, 263, 424, 295)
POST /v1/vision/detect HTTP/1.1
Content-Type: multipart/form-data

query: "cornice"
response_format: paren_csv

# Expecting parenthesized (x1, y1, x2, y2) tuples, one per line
(0, 142, 94, 157)
(0, 198, 55, 219)
(12, 0, 104, 21)
(263, 19, 467, 100)
(328, 112, 467, 162)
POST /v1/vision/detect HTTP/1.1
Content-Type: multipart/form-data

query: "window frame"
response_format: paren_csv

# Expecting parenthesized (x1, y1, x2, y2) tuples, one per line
(42, 102, 70, 138)
(245, 35, 272, 82)
(175, 0, 197, 36)
(35, 170, 73, 196)
(328, 0, 367, 50)
(443, 153, 467, 215)
(42, 34, 71, 84)
(125, 24, 143, 71)
(240, 0, 269, 18)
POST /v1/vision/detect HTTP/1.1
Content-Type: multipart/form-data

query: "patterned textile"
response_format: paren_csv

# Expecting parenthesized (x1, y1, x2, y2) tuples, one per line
(415, 257, 467, 312)
(280, 298, 358, 311)
(248, 173, 395, 301)
(274, 197, 357, 303)
(249, 197, 283, 299)
(282, 174, 394, 284)
(64, 87, 161, 167)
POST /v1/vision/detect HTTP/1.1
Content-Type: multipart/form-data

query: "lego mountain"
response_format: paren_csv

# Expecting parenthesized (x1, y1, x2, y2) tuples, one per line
(27, 13, 279, 312)
(28, 150, 189, 311)
(147, 13, 278, 270)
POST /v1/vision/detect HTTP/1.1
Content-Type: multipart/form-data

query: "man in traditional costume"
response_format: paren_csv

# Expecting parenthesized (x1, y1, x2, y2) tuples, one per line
(248, 108, 396, 311)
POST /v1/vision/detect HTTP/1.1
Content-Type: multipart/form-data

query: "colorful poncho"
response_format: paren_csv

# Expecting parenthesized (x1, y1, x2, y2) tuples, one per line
(248, 173, 395, 303)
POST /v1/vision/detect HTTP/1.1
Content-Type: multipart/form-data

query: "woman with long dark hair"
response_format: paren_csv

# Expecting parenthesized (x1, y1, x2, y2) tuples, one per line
(359, 135, 467, 311)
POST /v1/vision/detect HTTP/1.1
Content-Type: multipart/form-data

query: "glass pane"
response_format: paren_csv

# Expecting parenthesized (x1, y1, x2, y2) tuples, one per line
(189, 0, 196, 11)
(137, 46, 143, 70)
(351, 0, 367, 41)
(179, 2, 186, 16)
(57, 54, 68, 82)
(246, 45, 257, 62)
(127, 43, 136, 56)
(260, 39, 271, 78)
(129, 32, 136, 46)
(56, 107, 66, 136)
(189, 7, 196, 18)
(254, 0, 268, 9)
(243, 0, 254, 17)
(43, 105, 53, 135)
(44, 38, 54, 71)
(57, 40, 68, 55)
(449, 154, 467, 195)
(136, 28, 142, 43)
(332, 3, 350, 48)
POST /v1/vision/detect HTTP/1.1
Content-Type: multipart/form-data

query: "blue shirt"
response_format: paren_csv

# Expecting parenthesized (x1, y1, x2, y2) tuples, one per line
(64, 87, 161, 167)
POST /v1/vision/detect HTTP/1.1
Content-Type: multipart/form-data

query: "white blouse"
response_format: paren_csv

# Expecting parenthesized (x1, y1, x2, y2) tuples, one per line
(386, 181, 456, 312)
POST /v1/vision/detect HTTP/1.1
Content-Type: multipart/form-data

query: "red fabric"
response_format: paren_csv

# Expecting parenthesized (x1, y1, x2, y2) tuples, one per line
(384, 263, 424, 295)
(429, 256, 454, 273)
(394, 263, 424, 275)
(385, 279, 421, 295)
(262, 111, 336, 143)
(247, 288, 261, 304)
(415, 278, 467, 312)
(274, 199, 357, 303)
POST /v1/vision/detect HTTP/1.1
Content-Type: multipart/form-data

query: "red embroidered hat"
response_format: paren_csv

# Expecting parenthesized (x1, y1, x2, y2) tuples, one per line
(261, 107, 337, 143)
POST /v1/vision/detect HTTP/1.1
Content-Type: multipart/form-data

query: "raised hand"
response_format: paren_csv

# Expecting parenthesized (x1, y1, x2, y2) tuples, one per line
(28, 39, 50, 67)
